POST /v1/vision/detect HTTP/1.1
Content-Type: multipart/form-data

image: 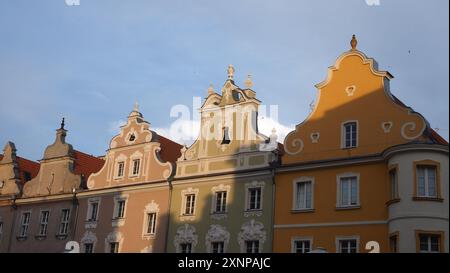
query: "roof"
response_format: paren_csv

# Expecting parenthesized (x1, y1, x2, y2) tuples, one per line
(0, 154, 40, 185)
(157, 135, 183, 163)
(72, 150, 105, 179)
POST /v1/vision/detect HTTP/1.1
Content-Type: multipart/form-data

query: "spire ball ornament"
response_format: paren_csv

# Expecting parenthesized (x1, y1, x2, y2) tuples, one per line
(227, 64, 235, 80)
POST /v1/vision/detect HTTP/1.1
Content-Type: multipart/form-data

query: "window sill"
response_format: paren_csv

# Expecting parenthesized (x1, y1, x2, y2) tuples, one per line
(16, 236, 27, 241)
(210, 212, 228, 220)
(244, 209, 263, 217)
(129, 174, 140, 178)
(386, 198, 401, 206)
(412, 196, 444, 202)
(142, 233, 156, 240)
(35, 235, 47, 240)
(85, 220, 98, 229)
(55, 234, 68, 240)
(113, 176, 124, 180)
(111, 218, 126, 227)
(291, 208, 315, 213)
(335, 205, 360, 211)
(179, 214, 195, 221)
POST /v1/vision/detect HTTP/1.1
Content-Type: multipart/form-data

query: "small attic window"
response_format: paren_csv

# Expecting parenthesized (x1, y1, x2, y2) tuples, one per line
(129, 133, 136, 142)
(221, 127, 231, 145)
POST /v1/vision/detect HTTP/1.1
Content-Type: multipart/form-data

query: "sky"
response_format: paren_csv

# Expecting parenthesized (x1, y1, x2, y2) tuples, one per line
(0, 0, 448, 161)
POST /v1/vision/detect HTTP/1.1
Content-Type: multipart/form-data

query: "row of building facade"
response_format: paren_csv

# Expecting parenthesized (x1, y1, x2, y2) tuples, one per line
(0, 36, 448, 253)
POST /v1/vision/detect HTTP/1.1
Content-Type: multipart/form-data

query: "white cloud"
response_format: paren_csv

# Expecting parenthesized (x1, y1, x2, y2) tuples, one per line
(257, 116, 295, 144)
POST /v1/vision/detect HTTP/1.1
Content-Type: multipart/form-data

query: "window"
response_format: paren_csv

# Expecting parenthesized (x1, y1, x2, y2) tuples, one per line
(184, 194, 196, 215)
(129, 133, 135, 142)
(117, 162, 125, 177)
(342, 122, 357, 148)
(59, 209, 70, 235)
(245, 240, 260, 253)
(0, 221, 3, 240)
(132, 159, 140, 176)
(19, 212, 31, 238)
(214, 191, 227, 213)
(23, 171, 32, 182)
(390, 169, 398, 200)
(390, 234, 398, 253)
(211, 242, 225, 253)
(87, 201, 99, 221)
(84, 243, 94, 253)
(338, 239, 358, 253)
(146, 213, 157, 235)
(416, 166, 437, 197)
(38, 210, 50, 236)
(294, 240, 311, 253)
(248, 187, 262, 210)
(418, 234, 441, 253)
(110, 242, 119, 253)
(294, 181, 313, 210)
(180, 243, 192, 253)
(221, 127, 231, 145)
(115, 200, 126, 219)
(338, 176, 359, 207)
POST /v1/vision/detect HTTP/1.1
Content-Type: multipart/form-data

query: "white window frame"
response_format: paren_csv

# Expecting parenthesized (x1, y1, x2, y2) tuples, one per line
(211, 184, 231, 216)
(336, 236, 360, 253)
(86, 197, 101, 222)
(180, 187, 199, 221)
(112, 194, 128, 227)
(19, 211, 31, 238)
(128, 151, 143, 178)
(211, 241, 225, 253)
(114, 154, 127, 179)
(419, 234, 441, 253)
(180, 242, 193, 253)
(84, 242, 94, 253)
(341, 120, 358, 149)
(38, 209, 50, 237)
(390, 168, 398, 200)
(336, 173, 360, 208)
(291, 237, 313, 253)
(58, 208, 71, 236)
(416, 166, 437, 197)
(81, 230, 97, 253)
(292, 177, 314, 211)
(142, 200, 160, 239)
(244, 181, 265, 217)
(104, 231, 123, 253)
(245, 240, 260, 253)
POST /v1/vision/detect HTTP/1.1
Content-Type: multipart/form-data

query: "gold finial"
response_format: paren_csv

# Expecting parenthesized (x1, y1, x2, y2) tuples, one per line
(227, 64, 235, 80)
(244, 74, 253, 89)
(133, 101, 139, 112)
(207, 83, 214, 95)
(350, 34, 357, 50)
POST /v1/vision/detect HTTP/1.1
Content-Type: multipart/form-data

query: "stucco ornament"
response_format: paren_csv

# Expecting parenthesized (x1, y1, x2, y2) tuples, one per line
(238, 220, 266, 252)
(174, 224, 198, 253)
(205, 225, 230, 253)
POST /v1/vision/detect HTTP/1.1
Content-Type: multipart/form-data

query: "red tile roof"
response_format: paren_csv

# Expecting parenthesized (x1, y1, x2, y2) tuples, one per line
(72, 150, 105, 180)
(0, 154, 40, 185)
(157, 135, 182, 163)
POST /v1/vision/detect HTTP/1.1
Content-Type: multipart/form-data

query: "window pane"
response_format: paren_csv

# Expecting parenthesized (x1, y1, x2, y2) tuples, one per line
(305, 182, 312, 208)
(341, 180, 349, 205)
(427, 167, 437, 197)
(350, 179, 358, 205)
(417, 167, 426, 196)
(296, 183, 305, 209)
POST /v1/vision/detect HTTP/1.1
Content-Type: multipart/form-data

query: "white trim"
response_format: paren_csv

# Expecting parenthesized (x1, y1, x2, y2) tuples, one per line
(81, 231, 97, 253)
(128, 151, 143, 178)
(105, 231, 124, 253)
(244, 181, 265, 217)
(114, 154, 127, 180)
(274, 220, 387, 229)
(142, 200, 160, 239)
(335, 235, 360, 253)
(336, 172, 360, 208)
(180, 187, 199, 221)
(112, 194, 129, 227)
(174, 224, 198, 253)
(341, 120, 359, 149)
(205, 224, 230, 253)
(292, 177, 314, 211)
(210, 184, 231, 219)
(18, 210, 32, 238)
(85, 197, 101, 229)
(58, 208, 71, 236)
(238, 220, 266, 253)
(37, 209, 50, 237)
(291, 236, 313, 253)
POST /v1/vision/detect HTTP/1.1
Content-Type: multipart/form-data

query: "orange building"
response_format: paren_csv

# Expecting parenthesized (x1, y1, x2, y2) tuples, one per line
(274, 36, 449, 253)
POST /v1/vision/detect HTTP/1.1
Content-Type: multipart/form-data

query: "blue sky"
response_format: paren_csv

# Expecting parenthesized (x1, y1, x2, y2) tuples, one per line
(0, 0, 448, 161)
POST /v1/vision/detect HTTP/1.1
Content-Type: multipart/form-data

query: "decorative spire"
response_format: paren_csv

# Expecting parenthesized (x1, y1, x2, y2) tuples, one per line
(207, 83, 214, 95)
(350, 34, 357, 50)
(133, 101, 139, 112)
(244, 74, 253, 89)
(60, 117, 65, 130)
(227, 64, 235, 80)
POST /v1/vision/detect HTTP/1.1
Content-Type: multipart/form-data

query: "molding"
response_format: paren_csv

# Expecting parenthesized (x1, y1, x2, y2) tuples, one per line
(238, 220, 266, 253)
(244, 181, 265, 217)
(205, 224, 230, 253)
(292, 177, 314, 211)
(335, 235, 360, 253)
(174, 224, 198, 253)
(336, 172, 360, 208)
(274, 220, 387, 229)
(104, 231, 124, 253)
(210, 184, 231, 218)
(291, 236, 313, 253)
(142, 200, 160, 240)
(81, 231, 98, 253)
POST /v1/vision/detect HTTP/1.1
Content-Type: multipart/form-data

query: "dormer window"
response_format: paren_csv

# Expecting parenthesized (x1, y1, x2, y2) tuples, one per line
(221, 127, 231, 145)
(23, 171, 32, 182)
(129, 133, 136, 142)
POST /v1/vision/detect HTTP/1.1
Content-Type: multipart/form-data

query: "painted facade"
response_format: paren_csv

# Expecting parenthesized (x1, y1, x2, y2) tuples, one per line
(167, 69, 280, 253)
(73, 104, 181, 253)
(275, 36, 449, 253)
(0, 36, 447, 253)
